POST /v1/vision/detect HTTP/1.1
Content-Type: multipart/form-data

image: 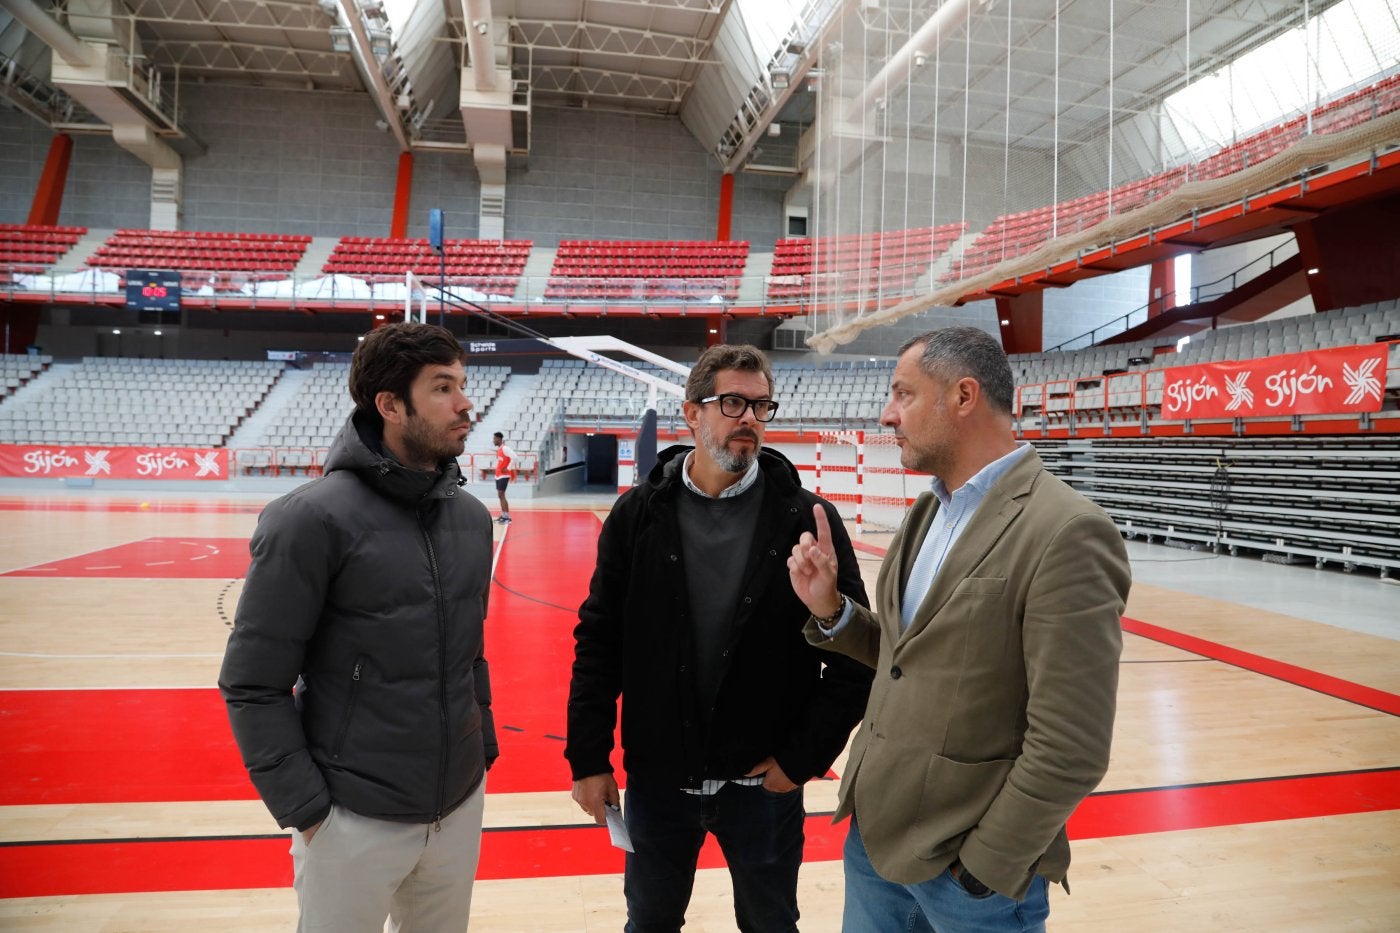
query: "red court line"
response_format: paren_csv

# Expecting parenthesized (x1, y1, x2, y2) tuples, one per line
(850, 540, 888, 557)
(3, 769, 1396, 897)
(847, 539, 1399, 717)
(1068, 768, 1400, 839)
(1120, 616, 1400, 717)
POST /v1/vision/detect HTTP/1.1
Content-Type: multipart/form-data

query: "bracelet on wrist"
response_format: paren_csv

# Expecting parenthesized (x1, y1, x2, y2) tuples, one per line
(814, 594, 846, 626)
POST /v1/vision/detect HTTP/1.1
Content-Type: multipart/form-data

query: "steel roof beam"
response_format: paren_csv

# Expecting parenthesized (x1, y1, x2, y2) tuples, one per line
(509, 19, 713, 65)
(121, 0, 331, 32)
(529, 64, 688, 105)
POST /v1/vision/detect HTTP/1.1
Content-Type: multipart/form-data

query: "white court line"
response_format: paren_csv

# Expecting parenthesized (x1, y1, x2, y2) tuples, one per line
(492, 520, 508, 580)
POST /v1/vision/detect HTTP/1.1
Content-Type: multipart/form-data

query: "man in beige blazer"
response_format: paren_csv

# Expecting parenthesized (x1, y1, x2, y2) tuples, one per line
(789, 327, 1131, 932)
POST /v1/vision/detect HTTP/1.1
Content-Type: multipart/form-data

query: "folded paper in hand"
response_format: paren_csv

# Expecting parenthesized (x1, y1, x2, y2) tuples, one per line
(605, 803, 633, 852)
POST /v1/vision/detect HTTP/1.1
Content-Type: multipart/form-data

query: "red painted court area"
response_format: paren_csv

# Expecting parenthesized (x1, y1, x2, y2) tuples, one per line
(481, 510, 604, 794)
(5, 510, 1400, 899)
(4, 537, 252, 579)
(3, 769, 1398, 898)
(0, 512, 604, 805)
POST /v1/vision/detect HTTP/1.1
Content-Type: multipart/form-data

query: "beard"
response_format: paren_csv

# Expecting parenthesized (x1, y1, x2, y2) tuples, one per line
(898, 431, 948, 476)
(698, 417, 759, 474)
(401, 412, 469, 468)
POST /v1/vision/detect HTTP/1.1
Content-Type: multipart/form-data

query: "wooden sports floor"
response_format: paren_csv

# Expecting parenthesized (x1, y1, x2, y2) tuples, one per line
(0, 490, 1397, 931)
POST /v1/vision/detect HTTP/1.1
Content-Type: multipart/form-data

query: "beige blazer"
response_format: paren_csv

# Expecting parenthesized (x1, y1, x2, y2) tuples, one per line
(807, 448, 1131, 900)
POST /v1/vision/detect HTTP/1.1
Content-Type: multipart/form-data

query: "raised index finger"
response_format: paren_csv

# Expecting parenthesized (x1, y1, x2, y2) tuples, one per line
(811, 503, 834, 554)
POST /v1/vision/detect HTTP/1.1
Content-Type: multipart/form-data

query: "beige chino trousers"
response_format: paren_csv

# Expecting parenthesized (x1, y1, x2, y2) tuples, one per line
(291, 779, 487, 933)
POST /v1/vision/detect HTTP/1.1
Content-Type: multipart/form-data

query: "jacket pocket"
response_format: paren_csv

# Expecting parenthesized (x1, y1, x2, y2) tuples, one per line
(913, 754, 1016, 860)
(331, 656, 366, 760)
(950, 576, 1007, 597)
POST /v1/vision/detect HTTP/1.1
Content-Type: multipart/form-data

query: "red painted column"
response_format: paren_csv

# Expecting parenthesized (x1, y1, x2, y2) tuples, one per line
(1147, 258, 1176, 318)
(716, 173, 734, 241)
(994, 292, 1043, 353)
(1293, 193, 1400, 312)
(390, 152, 414, 238)
(28, 134, 74, 226)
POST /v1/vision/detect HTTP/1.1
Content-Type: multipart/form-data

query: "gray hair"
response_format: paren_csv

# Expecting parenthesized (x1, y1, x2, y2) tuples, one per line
(897, 327, 1015, 415)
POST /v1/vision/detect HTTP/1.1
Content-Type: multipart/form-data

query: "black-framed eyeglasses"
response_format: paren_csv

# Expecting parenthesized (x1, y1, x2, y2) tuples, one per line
(698, 393, 780, 422)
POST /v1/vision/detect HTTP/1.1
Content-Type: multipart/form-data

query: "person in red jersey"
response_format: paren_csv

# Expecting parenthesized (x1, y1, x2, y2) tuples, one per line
(492, 431, 516, 523)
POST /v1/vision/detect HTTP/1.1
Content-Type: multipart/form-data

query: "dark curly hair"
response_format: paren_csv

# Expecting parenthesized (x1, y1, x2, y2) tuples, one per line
(348, 322, 465, 432)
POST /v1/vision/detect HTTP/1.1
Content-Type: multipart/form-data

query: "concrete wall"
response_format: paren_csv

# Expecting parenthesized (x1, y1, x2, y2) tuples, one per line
(1, 88, 785, 247)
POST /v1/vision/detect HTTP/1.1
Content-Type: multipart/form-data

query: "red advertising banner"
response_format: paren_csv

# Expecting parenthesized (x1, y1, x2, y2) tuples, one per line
(0, 446, 230, 480)
(1160, 343, 1389, 420)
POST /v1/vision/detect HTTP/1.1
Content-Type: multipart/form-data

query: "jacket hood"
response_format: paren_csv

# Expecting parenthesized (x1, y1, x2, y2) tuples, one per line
(650, 443, 802, 489)
(323, 411, 465, 503)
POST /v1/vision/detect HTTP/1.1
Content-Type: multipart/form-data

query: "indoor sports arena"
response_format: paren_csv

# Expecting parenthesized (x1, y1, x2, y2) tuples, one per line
(1, 0, 1398, 929)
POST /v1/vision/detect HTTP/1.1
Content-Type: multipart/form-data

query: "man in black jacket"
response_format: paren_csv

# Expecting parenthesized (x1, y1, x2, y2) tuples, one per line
(567, 344, 873, 933)
(220, 322, 498, 932)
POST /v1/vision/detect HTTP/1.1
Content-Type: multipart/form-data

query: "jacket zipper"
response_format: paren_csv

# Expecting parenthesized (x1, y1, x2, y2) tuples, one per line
(331, 658, 364, 759)
(420, 507, 448, 829)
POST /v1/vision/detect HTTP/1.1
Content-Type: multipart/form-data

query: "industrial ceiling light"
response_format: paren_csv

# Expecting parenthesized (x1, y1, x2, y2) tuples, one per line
(329, 25, 352, 52)
(769, 68, 790, 90)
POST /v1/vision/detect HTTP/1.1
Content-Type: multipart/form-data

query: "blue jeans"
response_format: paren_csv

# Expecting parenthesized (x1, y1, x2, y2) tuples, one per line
(841, 816, 1050, 933)
(622, 775, 805, 933)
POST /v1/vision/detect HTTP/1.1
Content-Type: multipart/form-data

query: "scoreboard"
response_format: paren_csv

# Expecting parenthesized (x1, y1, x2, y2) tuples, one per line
(125, 269, 181, 312)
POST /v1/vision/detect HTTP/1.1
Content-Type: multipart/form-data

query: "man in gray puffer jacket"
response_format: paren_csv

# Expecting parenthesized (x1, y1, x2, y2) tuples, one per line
(220, 322, 498, 932)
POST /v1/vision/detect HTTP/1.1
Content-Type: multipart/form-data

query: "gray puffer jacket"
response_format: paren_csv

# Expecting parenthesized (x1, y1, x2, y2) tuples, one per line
(220, 412, 497, 831)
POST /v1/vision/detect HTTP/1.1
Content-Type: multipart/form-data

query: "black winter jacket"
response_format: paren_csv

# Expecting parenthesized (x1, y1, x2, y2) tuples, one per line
(220, 413, 497, 831)
(566, 445, 873, 789)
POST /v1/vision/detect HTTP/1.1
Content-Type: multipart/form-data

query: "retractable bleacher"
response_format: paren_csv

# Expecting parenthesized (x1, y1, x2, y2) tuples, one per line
(1037, 435, 1400, 575)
